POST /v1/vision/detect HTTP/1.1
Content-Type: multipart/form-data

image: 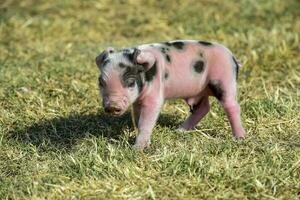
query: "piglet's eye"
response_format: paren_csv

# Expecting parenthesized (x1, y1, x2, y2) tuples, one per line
(127, 79, 135, 88)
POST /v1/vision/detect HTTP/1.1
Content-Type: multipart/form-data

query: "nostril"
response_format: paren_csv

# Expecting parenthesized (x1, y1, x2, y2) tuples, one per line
(114, 108, 121, 113)
(104, 106, 121, 114)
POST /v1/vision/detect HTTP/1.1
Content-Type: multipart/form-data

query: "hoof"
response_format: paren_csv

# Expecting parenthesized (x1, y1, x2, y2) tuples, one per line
(234, 132, 246, 139)
(176, 127, 187, 133)
(133, 140, 150, 151)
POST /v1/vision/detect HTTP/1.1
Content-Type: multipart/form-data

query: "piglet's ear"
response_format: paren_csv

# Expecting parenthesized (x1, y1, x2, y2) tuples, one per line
(134, 49, 156, 71)
(95, 50, 108, 67)
(95, 47, 114, 67)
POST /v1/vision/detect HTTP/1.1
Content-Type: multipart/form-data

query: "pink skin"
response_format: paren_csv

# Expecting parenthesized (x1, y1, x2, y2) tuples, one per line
(96, 40, 246, 150)
(101, 69, 129, 115)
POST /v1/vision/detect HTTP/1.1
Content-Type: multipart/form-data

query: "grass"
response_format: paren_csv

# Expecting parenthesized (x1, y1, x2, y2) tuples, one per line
(0, 0, 300, 199)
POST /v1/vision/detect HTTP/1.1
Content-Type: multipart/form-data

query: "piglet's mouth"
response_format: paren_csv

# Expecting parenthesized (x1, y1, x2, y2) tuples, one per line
(110, 110, 125, 116)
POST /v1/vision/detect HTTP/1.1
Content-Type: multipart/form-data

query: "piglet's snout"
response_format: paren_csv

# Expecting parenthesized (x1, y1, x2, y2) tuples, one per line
(103, 97, 128, 115)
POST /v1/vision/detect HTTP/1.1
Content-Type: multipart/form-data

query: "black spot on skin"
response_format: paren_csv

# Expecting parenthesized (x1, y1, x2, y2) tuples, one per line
(161, 47, 167, 54)
(172, 41, 185, 49)
(198, 41, 213, 46)
(122, 48, 136, 63)
(194, 60, 205, 73)
(161, 47, 170, 53)
(160, 47, 171, 62)
(122, 48, 141, 64)
(123, 52, 134, 63)
(166, 54, 171, 63)
(164, 41, 185, 50)
(164, 72, 169, 80)
(145, 61, 157, 82)
(136, 74, 143, 93)
(122, 66, 136, 78)
(208, 81, 224, 101)
(232, 56, 240, 80)
(122, 49, 131, 53)
(122, 66, 138, 87)
(120, 64, 144, 92)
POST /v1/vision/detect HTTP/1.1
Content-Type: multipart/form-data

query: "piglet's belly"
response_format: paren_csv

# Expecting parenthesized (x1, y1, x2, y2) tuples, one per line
(164, 81, 206, 99)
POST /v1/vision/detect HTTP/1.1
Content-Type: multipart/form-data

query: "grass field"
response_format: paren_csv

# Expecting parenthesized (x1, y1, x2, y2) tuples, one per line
(1, 0, 300, 199)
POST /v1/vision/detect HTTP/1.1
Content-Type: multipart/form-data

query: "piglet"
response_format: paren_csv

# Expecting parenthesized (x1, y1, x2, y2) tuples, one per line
(95, 40, 246, 149)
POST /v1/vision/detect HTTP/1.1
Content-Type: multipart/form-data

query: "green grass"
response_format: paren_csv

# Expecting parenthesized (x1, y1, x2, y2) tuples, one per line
(1, 0, 300, 199)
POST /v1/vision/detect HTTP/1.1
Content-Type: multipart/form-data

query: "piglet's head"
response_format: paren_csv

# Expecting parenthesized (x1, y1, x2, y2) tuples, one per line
(95, 47, 156, 116)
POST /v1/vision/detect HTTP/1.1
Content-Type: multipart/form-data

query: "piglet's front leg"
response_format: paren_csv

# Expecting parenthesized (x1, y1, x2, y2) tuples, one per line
(134, 96, 163, 150)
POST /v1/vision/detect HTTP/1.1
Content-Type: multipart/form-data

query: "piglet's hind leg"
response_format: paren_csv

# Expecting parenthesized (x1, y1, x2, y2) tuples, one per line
(179, 96, 210, 131)
(221, 99, 246, 138)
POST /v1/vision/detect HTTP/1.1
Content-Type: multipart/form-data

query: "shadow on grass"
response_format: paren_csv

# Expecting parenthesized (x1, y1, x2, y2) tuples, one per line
(9, 112, 180, 151)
